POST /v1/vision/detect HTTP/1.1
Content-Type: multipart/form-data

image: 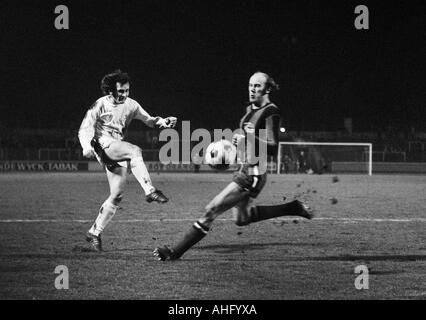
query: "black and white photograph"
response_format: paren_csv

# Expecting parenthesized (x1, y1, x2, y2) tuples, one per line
(0, 0, 425, 306)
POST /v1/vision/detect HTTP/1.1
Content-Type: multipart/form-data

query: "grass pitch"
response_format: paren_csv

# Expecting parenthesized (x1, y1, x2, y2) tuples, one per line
(0, 172, 425, 299)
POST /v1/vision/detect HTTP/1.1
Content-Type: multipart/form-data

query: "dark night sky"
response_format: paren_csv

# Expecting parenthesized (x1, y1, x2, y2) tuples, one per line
(0, 0, 425, 132)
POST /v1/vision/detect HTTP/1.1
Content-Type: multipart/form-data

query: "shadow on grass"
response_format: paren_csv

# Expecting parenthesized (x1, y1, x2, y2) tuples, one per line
(198, 242, 323, 253)
(2, 244, 424, 264)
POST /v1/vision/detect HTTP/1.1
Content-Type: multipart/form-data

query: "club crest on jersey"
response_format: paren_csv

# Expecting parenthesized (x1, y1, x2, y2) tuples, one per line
(99, 112, 114, 125)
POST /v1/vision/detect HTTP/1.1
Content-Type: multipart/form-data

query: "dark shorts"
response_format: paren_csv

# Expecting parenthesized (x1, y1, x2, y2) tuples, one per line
(232, 164, 267, 198)
(91, 139, 123, 172)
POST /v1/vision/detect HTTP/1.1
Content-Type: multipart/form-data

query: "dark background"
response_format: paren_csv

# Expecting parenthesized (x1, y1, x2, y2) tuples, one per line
(0, 0, 425, 132)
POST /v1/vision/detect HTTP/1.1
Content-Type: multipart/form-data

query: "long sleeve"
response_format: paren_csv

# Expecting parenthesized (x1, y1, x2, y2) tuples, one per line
(133, 102, 161, 128)
(78, 100, 101, 151)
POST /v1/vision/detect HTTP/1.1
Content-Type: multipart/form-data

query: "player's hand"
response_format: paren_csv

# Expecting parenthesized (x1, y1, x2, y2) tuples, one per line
(165, 116, 177, 128)
(157, 116, 177, 128)
(232, 133, 245, 146)
(82, 147, 95, 159)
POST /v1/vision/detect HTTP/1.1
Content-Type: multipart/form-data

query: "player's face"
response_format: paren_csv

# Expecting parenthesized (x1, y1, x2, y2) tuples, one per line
(248, 74, 268, 105)
(113, 82, 130, 104)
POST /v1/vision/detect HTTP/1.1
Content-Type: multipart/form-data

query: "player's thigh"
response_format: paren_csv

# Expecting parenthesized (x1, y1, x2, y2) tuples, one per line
(206, 182, 249, 214)
(106, 166, 127, 196)
(104, 140, 140, 161)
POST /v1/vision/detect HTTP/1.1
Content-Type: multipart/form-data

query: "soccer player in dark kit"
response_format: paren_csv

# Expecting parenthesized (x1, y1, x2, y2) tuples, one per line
(154, 71, 314, 261)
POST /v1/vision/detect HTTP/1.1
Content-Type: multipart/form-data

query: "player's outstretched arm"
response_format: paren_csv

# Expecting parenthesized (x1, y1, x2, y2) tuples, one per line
(134, 102, 177, 128)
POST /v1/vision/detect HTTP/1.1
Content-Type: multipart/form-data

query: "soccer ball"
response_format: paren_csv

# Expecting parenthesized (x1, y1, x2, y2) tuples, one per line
(205, 139, 237, 170)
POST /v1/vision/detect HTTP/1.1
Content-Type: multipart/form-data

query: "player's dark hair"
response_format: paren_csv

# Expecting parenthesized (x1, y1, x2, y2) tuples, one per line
(100, 69, 131, 95)
(254, 71, 280, 93)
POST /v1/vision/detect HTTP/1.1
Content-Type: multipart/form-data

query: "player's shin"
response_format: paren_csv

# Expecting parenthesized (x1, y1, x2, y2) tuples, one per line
(130, 156, 155, 195)
(169, 221, 209, 260)
(89, 200, 119, 236)
(249, 200, 313, 223)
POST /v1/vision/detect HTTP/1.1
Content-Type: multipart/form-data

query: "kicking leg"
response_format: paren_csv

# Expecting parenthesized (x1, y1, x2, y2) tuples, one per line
(154, 182, 249, 261)
(104, 141, 168, 203)
(87, 166, 126, 251)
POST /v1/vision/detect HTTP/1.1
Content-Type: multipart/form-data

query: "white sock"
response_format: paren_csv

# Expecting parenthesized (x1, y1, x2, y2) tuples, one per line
(130, 156, 155, 195)
(89, 200, 118, 236)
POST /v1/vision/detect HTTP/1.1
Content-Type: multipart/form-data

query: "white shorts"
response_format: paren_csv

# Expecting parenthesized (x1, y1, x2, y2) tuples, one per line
(92, 136, 129, 171)
(97, 135, 120, 150)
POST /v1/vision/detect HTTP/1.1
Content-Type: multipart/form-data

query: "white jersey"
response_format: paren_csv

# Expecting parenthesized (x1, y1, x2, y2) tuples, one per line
(78, 95, 159, 151)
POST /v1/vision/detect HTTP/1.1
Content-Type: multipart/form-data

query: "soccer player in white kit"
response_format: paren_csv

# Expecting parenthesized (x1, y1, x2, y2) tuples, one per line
(78, 70, 177, 251)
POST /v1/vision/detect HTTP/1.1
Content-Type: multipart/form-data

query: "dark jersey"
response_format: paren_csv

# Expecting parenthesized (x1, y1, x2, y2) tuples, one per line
(239, 103, 280, 158)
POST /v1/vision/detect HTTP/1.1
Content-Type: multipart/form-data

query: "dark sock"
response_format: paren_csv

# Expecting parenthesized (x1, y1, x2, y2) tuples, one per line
(250, 200, 305, 223)
(170, 221, 209, 259)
